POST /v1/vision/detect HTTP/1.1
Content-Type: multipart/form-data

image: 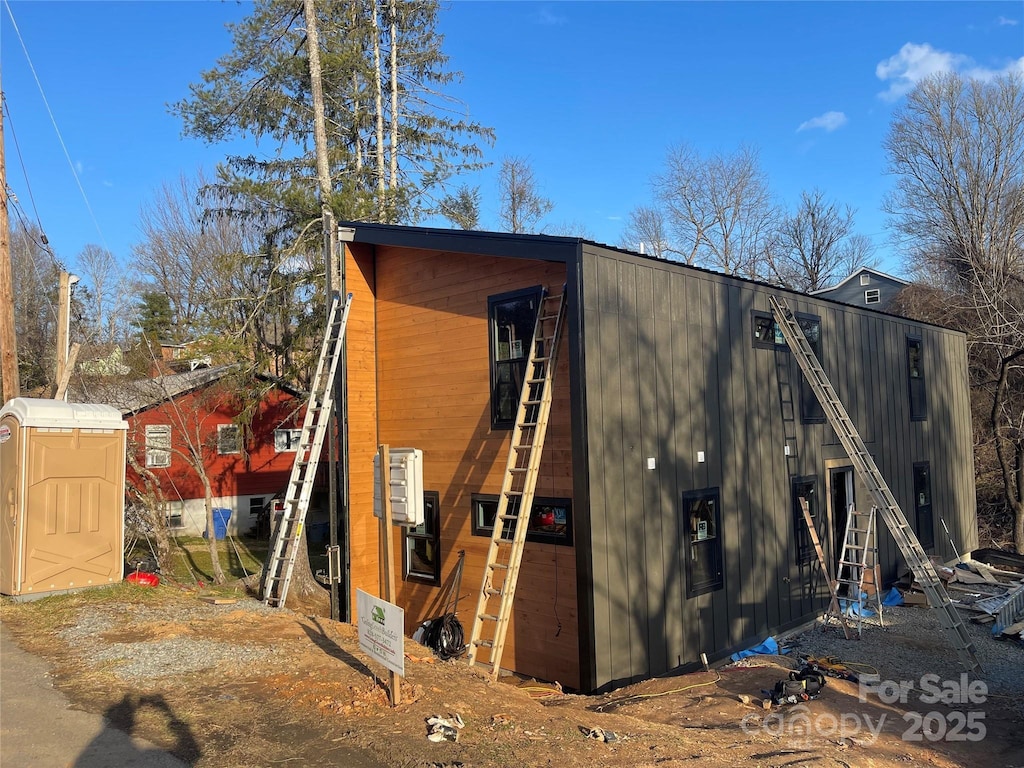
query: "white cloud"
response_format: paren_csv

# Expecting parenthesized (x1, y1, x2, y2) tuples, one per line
(75, 160, 85, 174)
(876, 42, 1024, 100)
(533, 7, 567, 26)
(997, 16, 1019, 26)
(797, 111, 848, 133)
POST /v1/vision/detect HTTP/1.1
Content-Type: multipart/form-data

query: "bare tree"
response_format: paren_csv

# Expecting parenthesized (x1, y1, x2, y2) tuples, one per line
(769, 189, 859, 291)
(76, 244, 133, 345)
(654, 143, 777, 278)
(497, 156, 553, 234)
(620, 205, 673, 260)
(885, 72, 1024, 553)
(9, 221, 59, 394)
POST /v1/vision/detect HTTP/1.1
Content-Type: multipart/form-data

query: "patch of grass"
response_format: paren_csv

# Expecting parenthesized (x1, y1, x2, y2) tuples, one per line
(0, 583, 176, 633)
(160, 536, 268, 584)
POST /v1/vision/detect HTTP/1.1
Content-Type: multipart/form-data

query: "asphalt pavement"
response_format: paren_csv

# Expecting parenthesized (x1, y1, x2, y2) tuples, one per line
(0, 620, 189, 767)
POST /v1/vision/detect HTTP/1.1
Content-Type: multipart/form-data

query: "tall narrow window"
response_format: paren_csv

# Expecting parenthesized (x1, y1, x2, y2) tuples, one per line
(217, 424, 241, 454)
(907, 338, 927, 420)
(403, 491, 441, 585)
(683, 488, 724, 597)
(145, 425, 171, 468)
(796, 314, 825, 423)
(913, 462, 934, 551)
(792, 476, 819, 565)
(488, 286, 542, 428)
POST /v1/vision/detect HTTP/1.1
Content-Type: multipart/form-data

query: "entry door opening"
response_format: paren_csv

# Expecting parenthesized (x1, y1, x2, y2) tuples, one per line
(829, 467, 855, 572)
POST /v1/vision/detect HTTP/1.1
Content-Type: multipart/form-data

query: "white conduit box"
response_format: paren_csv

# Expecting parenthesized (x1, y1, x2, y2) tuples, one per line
(373, 448, 424, 526)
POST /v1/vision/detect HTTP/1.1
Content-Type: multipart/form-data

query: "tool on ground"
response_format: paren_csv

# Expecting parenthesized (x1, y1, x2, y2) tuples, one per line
(467, 286, 568, 679)
(763, 666, 827, 707)
(769, 295, 981, 673)
(262, 292, 353, 608)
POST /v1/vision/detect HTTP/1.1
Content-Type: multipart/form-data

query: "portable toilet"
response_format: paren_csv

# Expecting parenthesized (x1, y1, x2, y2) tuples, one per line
(0, 398, 128, 597)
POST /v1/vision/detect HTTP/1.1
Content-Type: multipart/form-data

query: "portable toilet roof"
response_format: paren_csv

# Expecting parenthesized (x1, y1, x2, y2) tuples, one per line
(0, 398, 127, 431)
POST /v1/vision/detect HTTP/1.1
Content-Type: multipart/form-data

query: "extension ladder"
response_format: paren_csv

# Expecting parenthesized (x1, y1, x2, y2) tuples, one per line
(262, 292, 353, 608)
(798, 500, 853, 640)
(769, 295, 981, 672)
(832, 505, 885, 636)
(467, 287, 567, 678)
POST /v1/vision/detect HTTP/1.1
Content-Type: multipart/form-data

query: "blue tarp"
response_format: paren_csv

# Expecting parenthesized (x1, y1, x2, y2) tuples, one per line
(882, 587, 905, 606)
(730, 636, 783, 661)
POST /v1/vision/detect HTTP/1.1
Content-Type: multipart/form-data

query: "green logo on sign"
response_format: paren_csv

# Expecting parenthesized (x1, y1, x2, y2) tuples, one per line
(372, 606, 386, 626)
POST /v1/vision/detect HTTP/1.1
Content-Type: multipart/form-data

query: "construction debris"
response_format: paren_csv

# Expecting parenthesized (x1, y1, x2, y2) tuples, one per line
(896, 550, 1024, 646)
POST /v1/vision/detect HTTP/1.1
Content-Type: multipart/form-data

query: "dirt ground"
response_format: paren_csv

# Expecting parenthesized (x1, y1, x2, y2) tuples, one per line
(1, 583, 1022, 768)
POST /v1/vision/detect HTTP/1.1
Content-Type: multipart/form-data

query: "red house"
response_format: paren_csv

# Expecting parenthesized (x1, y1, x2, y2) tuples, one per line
(85, 367, 311, 537)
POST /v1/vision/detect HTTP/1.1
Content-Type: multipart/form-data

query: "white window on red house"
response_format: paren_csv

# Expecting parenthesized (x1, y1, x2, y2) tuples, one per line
(217, 424, 241, 455)
(274, 428, 303, 452)
(145, 425, 171, 468)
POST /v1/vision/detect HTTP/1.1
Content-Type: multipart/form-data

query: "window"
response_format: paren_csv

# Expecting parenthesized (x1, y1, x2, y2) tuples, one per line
(217, 424, 241, 454)
(166, 503, 183, 529)
(683, 488, 723, 597)
(907, 338, 927, 420)
(471, 494, 573, 546)
(145, 425, 171, 468)
(796, 314, 825, 423)
(864, 289, 880, 304)
(488, 286, 543, 428)
(792, 476, 819, 566)
(274, 428, 303, 452)
(403, 491, 441, 585)
(913, 462, 934, 551)
(860, 274, 871, 286)
(249, 497, 264, 517)
(751, 310, 824, 422)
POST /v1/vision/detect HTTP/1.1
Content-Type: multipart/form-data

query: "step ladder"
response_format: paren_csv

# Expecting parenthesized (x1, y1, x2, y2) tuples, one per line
(799, 499, 853, 640)
(262, 292, 353, 608)
(467, 287, 567, 679)
(769, 295, 981, 672)
(831, 505, 884, 636)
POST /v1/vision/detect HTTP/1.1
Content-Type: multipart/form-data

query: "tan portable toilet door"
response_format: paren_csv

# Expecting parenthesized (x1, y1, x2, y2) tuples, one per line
(21, 428, 125, 593)
(0, 415, 23, 594)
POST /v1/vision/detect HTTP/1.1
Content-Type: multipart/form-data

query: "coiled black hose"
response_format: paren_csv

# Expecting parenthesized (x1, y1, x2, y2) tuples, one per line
(423, 613, 465, 660)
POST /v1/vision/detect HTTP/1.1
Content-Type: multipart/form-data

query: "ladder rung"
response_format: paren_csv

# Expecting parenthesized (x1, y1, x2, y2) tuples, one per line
(474, 640, 494, 648)
(498, 514, 519, 521)
(485, 588, 502, 596)
(479, 613, 499, 622)
(489, 563, 508, 570)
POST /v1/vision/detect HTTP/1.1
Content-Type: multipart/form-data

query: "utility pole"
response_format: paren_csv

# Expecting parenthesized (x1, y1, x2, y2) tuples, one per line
(0, 86, 20, 404)
(303, 0, 349, 622)
(55, 271, 79, 399)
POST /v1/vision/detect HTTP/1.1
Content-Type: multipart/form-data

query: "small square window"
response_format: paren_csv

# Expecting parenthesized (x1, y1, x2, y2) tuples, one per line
(249, 497, 264, 516)
(145, 424, 171, 468)
(865, 289, 880, 304)
(274, 428, 304, 452)
(860, 274, 870, 286)
(217, 424, 241, 454)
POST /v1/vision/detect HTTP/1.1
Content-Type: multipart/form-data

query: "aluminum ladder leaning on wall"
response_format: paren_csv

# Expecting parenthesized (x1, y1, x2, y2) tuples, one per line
(467, 286, 567, 679)
(768, 294, 981, 673)
(262, 292, 354, 608)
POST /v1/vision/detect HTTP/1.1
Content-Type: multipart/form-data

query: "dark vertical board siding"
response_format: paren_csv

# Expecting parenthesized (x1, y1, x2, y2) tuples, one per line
(618, 261, 649, 681)
(643, 267, 669, 676)
(576, 243, 976, 689)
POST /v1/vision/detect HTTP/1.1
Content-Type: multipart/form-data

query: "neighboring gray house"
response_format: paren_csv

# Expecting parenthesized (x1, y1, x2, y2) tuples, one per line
(811, 267, 909, 311)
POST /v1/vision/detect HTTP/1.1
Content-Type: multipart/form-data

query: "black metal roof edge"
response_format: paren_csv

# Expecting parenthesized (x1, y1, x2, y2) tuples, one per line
(342, 221, 962, 337)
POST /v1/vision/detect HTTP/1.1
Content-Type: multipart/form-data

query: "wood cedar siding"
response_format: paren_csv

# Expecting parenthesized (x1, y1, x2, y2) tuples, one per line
(347, 243, 579, 689)
(344, 244, 382, 607)
(579, 244, 977, 693)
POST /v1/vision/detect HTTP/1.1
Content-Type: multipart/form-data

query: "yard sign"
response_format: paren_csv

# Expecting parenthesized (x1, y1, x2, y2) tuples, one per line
(356, 588, 405, 677)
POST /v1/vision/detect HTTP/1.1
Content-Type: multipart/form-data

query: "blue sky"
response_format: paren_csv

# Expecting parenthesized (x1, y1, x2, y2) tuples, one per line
(3, 1, 1022, 280)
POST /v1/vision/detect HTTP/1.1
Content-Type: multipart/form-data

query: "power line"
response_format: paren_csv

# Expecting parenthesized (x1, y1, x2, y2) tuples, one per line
(3, 0, 112, 256)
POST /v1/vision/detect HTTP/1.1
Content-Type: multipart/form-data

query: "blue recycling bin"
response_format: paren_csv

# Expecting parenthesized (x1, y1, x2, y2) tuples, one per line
(206, 508, 232, 540)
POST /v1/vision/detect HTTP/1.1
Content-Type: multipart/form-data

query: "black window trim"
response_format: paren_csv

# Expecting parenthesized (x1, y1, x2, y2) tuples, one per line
(488, 285, 544, 429)
(906, 336, 927, 422)
(683, 487, 724, 598)
(792, 474, 820, 566)
(470, 493, 574, 546)
(402, 490, 441, 585)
